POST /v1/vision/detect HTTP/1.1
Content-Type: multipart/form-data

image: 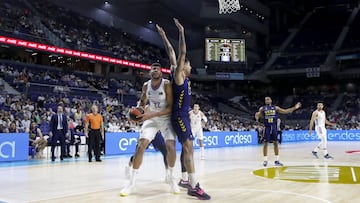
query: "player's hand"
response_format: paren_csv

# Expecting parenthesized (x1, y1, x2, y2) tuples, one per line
(84, 132, 88, 138)
(173, 18, 184, 33)
(309, 130, 312, 135)
(156, 24, 165, 37)
(295, 102, 301, 109)
(138, 112, 152, 123)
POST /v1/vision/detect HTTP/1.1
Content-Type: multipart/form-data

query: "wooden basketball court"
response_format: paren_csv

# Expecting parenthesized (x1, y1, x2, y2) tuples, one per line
(0, 142, 359, 203)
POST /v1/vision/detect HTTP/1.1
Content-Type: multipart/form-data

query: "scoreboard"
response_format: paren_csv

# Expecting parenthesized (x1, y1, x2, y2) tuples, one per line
(205, 38, 246, 63)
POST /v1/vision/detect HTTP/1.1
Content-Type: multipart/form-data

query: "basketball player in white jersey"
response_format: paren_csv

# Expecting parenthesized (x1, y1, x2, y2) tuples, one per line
(189, 104, 208, 159)
(120, 63, 180, 196)
(309, 102, 336, 159)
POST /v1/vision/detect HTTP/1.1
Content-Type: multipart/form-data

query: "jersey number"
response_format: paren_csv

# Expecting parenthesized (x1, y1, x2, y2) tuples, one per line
(153, 101, 161, 108)
(267, 118, 273, 123)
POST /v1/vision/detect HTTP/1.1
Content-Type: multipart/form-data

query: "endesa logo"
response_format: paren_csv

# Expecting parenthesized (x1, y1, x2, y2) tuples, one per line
(105, 132, 139, 155)
(282, 130, 319, 142)
(224, 133, 252, 145)
(281, 130, 360, 143)
(118, 137, 137, 151)
(327, 130, 360, 141)
(194, 135, 219, 147)
(0, 141, 15, 158)
(0, 133, 28, 162)
(202, 131, 258, 148)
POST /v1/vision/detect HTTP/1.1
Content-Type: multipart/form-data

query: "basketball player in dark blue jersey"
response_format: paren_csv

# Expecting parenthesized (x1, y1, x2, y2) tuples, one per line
(157, 18, 210, 200)
(157, 23, 189, 187)
(255, 96, 301, 167)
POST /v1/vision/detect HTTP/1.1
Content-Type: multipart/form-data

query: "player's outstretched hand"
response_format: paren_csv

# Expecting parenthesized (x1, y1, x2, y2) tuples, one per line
(173, 18, 184, 33)
(295, 102, 301, 109)
(156, 24, 165, 37)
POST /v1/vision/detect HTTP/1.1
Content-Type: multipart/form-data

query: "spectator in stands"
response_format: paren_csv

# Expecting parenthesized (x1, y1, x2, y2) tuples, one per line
(49, 105, 68, 162)
(0, 122, 4, 133)
(74, 106, 84, 122)
(7, 122, 18, 133)
(27, 121, 47, 158)
(21, 114, 31, 131)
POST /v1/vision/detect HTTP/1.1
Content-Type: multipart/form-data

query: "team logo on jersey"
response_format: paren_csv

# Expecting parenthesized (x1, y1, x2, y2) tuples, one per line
(159, 92, 163, 95)
(188, 81, 191, 95)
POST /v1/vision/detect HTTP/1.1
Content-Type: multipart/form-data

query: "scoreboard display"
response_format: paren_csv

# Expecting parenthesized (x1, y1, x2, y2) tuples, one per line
(205, 38, 246, 63)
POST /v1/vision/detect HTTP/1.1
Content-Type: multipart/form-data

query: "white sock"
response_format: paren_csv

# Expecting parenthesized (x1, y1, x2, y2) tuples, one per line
(263, 156, 268, 161)
(130, 169, 138, 184)
(182, 172, 188, 181)
(313, 146, 319, 153)
(324, 149, 328, 155)
(275, 155, 279, 161)
(188, 173, 197, 188)
(168, 167, 174, 178)
(200, 146, 204, 156)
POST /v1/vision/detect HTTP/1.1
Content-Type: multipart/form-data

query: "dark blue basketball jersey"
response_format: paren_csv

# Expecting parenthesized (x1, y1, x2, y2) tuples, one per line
(172, 77, 191, 113)
(262, 105, 277, 126)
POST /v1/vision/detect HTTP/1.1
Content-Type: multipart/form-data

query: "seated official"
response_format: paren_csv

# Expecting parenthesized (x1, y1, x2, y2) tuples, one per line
(27, 122, 48, 158)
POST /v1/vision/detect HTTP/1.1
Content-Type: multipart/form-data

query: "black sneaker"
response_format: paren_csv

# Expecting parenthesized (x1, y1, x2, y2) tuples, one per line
(324, 154, 333, 159)
(178, 179, 191, 189)
(187, 183, 211, 200)
(75, 153, 80, 158)
(312, 151, 319, 159)
(263, 161, 268, 167)
(274, 161, 283, 166)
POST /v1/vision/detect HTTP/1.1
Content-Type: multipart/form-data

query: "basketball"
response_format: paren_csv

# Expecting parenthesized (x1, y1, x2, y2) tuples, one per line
(129, 107, 145, 121)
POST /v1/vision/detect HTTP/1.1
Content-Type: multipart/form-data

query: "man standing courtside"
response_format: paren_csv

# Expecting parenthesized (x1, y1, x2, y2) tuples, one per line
(84, 104, 104, 162)
(49, 105, 68, 162)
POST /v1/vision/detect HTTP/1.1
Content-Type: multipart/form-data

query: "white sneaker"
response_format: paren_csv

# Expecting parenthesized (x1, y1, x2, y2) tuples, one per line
(120, 182, 135, 196)
(125, 166, 130, 179)
(169, 177, 180, 194)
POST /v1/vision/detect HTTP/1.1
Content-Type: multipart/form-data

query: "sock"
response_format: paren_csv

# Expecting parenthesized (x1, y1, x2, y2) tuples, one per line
(130, 169, 138, 185)
(275, 155, 279, 161)
(200, 146, 204, 156)
(263, 156, 268, 161)
(188, 173, 197, 188)
(182, 172, 188, 181)
(313, 146, 319, 152)
(168, 167, 174, 178)
(324, 149, 328, 155)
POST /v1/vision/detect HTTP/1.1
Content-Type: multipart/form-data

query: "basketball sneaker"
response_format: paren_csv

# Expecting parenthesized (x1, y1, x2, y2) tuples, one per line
(178, 179, 191, 189)
(274, 161, 283, 166)
(187, 183, 211, 200)
(312, 151, 319, 159)
(120, 182, 135, 197)
(324, 154, 334, 159)
(169, 177, 180, 194)
(263, 160, 268, 167)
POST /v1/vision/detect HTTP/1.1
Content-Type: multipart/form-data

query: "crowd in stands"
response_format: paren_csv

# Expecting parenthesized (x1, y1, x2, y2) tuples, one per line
(0, 0, 169, 67)
(0, 0, 48, 44)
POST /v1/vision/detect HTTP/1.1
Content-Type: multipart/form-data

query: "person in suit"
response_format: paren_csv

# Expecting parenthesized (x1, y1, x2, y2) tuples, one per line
(49, 105, 68, 162)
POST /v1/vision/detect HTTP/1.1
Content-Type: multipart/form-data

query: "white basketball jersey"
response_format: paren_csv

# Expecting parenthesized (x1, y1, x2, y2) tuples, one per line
(146, 79, 168, 114)
(315, 110, 326, 128)
(190, 111, 202, 129)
